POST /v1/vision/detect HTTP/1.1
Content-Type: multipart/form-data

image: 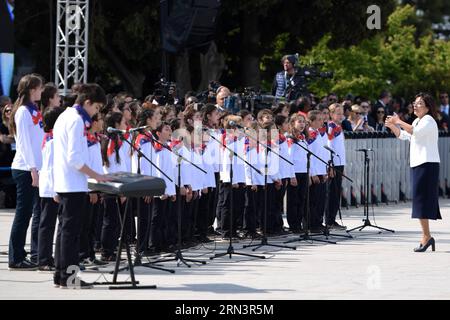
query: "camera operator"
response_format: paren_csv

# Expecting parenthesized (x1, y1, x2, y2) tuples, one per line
(272, 55, 307, 101)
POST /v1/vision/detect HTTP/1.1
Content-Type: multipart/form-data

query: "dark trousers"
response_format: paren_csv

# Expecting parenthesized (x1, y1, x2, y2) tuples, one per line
(92, 199, 103, 252)
(101, 197, 120, 257)
(38, 197, 59, 266)
(79, 195, 93, 261)
(326, 166, 344, 225)
(165, 199, 177, 246)
(197, 190, 211, 237)
(137, 198, 152, 253)
(54, 192, 87, 283)
(256, 184, 277, 234)
(181, 196, 194, 242)
(150, 197, 168, 250)
(220, 184, 244, 235)
(243, 186, 257, 233)
(309, 176, 326, 229)
(286, 173, 308, 230)
(8, 169, 40, 265)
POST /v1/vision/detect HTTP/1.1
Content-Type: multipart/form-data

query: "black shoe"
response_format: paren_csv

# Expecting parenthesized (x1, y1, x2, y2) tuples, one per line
(328, 222, 347, 231)
(38, 265, 56, 273)
(8, 259, 38, 271)
(100, 254, 118, 262)
(414, 237, 435, 252)
(60, 278, 93, 289)
(244, 232, 262, 239)
(197, 235, 214, 243)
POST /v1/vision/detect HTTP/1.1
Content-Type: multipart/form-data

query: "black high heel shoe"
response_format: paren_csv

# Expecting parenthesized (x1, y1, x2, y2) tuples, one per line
(414, 237, 435, 252)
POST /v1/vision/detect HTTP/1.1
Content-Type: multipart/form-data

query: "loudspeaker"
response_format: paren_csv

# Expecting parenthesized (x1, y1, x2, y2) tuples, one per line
(161, 0, 221, 53)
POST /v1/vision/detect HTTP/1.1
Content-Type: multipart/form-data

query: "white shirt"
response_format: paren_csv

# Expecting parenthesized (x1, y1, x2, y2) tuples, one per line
(53, 107, 90, 192)
(440, 104, 449, 116)
(278, 134, 295, 179)
(154, 147, 176, 196)
(103, 144, 128, 174)
(327, 121, 346, 166)
(288, 136, 308, 173)
(220, 137, 246, 184)
(307, 128, 327, 176)
(398, 115, 440, 167)
(11, 105, 44, 171)
(39, 137, 55, 198)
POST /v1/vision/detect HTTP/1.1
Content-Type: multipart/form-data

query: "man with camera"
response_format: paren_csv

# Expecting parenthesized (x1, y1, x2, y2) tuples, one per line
(272, 55, 307, 101)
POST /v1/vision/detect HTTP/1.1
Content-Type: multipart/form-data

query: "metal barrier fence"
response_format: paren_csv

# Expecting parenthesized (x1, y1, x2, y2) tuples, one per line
(341, 132, 450, 207)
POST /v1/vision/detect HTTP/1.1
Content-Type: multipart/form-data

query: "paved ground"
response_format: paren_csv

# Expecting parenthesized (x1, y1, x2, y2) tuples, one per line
(0, 200, 449, 300)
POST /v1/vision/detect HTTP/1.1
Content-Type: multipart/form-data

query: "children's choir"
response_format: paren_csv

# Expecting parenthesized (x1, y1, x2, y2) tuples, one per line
(6, 74, 347, 288)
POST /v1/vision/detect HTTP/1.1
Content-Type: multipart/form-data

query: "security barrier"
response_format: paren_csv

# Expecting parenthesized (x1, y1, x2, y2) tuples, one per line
(341, 132, 450, 207)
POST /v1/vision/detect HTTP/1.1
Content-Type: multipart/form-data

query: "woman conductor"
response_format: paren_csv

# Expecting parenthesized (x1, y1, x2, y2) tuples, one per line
(385, 93, 441, 252)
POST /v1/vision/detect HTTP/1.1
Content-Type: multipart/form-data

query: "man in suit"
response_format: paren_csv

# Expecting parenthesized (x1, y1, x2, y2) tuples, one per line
(439, 92, 449, 116)
(0, 0, 14, 96)
(373, 90, 392, 115)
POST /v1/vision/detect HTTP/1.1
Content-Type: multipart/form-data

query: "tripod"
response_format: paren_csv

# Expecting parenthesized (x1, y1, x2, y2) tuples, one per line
(243, 136, 296, 252)
(209, 132, 265, 260)
(321, 149, 353, 240)
(154, 152, 207, 267)
(114, 132, 175, 274)
(347, 149, 395, 234)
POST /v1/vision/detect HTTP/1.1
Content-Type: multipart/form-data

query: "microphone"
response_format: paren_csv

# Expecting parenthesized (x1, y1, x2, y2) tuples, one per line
(323, 145, 336, 154)
(228, 120, 244, 129)
(356, 148, 373, 152)
(106, 125, 150, 134)
(106, 127, 125, 134)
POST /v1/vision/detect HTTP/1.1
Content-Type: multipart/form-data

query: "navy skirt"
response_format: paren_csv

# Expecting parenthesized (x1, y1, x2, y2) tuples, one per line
(411, 162, 441, 220)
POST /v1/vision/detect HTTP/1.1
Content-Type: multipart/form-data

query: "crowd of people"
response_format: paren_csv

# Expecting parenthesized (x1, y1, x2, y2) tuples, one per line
(1, 69, 448, 288)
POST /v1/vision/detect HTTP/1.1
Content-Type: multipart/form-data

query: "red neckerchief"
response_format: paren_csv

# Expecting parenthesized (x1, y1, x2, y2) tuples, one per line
(327, 121, 342, 140)
(319, 124, 327, 136)
(86, 131, 100, 148)
(123, 125, 131, 140)
(278, 133, 287, 144)
(287, 133, 305, 147)
(25, 102, 43, 128)
(307, 127, 318, 145)
(168, 138, 182, 150)
(41, 130, 53, 149)
(107, 137, 122, 157)
(134, 133, 151, 149)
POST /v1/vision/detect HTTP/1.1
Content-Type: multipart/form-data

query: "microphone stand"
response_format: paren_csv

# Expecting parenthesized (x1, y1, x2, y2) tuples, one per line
(112, 130, 176, 275)
(206, 131, 266, 260)
(323, 149, 353, 239)
(283, 139, 340, 245)
(241, 130, 296, 252)
(147, 133, 209, 268)
(347, 149, 395, 233)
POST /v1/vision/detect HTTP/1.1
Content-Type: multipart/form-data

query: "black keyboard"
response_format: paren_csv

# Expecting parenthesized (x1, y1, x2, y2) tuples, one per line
(88, 172, 166, 197)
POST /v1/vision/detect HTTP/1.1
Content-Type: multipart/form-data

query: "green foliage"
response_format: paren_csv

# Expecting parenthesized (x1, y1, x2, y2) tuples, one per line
(302, 5, 450, 100)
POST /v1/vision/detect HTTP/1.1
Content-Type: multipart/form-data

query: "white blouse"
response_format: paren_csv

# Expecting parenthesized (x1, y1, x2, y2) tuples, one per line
(398, 115, 440, 167)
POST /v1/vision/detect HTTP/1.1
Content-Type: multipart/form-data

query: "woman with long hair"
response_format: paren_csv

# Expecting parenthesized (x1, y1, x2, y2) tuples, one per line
(8, 73, 45, 270)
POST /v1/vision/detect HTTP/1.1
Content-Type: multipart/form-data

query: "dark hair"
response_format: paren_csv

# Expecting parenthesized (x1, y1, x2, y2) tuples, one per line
(275, 114, 287, 128)
(75, 83, 106, 106)
(0, 95, 12, 110)
(272, 102, 290, 115)
(129, 108, 155, 156)
(91, 112, 102, 122)
(101, 112, 123, 167)
(415, 92, 438, 119)
(10, 73, 45, 135)
(42, 107, 63, 133)
(379, 90, 391, 100)
(237, 109, 251, 119)
(201, 103, 218, 126)
(40, 83, 59, 111)
(62, 94, 77, 109)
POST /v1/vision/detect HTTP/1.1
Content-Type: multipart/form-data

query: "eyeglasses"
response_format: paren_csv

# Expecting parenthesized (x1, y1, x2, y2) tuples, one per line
(5, 109, 12, 113)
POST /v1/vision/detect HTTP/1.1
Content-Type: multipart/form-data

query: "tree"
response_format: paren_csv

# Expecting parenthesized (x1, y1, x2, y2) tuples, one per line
(301, 5, 450, 101)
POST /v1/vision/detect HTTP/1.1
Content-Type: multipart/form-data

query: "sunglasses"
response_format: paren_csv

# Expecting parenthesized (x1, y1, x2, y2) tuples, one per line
(355, 112, 363, 115)
(377, 111, 385, 114)
(5, 109, 11, 113)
